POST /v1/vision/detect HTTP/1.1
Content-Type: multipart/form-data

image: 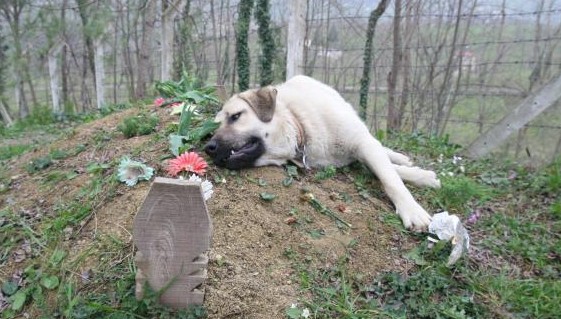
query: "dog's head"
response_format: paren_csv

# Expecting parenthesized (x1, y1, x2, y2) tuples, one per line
(204, 86, 277, 169)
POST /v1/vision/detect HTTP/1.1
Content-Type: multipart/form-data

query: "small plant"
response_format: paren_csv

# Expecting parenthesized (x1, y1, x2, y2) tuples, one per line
(432, 175, 492, 214)
(314, 165, 337, 181)
(118, 114, 159, 138)
(157, 74, 220, 156)
(0, 144, 33, 160)
(26, 155, 53, 173)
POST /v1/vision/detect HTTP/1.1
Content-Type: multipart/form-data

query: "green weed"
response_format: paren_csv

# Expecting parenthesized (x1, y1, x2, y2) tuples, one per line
(314, 165, 337, 181)
(484, 276, 561, 318)
(118, 113, 159, 138)
(432, 175, 493, 215)
(0, 144, 33, 160)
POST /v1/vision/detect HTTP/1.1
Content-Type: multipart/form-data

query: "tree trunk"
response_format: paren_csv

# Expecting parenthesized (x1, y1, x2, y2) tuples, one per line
(173, 0, 192, 80)
(48, 44, 63, 115)
(236, 0, 254, 91)
(255, 0, 275, 86)
(387, 0, 402, 132)
(0, 98, 13, 126)
(94, 37, 105, 109)
(76, 0, 96, 84)
(135, 0, 157, 99)
(433, 0, 463, 135)
(358, 0, 390, 120)
(286, 0, 306, 79)
(161, 0, 186, 81)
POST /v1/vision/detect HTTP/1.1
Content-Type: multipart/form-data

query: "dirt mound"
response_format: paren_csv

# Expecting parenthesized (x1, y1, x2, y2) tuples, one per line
(0, 106, 419, 318)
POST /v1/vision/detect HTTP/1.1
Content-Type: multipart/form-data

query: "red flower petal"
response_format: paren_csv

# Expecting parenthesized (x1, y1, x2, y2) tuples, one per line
(167, 152, 208, 176)
(154, 97, 165, 107)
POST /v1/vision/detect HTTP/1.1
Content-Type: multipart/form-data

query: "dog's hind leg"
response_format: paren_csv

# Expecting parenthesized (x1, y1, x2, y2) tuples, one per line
(393, 165, 441, 189)
(356, 139, 432, 231)
(384, 147, 413, 167)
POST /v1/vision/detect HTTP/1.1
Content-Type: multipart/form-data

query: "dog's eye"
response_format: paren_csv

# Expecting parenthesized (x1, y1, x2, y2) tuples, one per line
(230, 112, 242, 122)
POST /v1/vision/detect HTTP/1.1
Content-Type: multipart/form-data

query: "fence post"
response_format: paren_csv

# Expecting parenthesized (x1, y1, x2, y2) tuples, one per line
(467, 74, 561, 158)
(286, 0, 306, 79)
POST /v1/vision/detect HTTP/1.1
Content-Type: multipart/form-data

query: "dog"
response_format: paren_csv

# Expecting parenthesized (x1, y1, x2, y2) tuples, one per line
(204, 75, 440, 230)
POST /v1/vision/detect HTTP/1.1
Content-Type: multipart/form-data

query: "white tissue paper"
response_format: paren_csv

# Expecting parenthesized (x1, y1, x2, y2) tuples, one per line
(428, 211, 470, 266)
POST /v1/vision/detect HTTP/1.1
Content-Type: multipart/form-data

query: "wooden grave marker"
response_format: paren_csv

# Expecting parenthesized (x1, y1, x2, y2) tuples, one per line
(133, 177, 212, 308)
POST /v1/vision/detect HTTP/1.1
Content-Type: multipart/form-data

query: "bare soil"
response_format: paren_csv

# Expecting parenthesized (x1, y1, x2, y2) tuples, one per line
(0, 106, 419, 318)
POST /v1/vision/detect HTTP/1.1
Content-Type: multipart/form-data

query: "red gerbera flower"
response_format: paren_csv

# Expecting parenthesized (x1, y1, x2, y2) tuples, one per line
(154, 97, 165, 107)
(167, 151, 208, 176)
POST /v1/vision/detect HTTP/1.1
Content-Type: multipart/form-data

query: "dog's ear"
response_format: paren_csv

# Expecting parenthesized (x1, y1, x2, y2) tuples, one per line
(239, 86, 277, 122)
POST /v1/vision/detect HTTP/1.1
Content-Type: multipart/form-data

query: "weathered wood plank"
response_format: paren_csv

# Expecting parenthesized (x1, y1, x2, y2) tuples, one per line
(467, 75, 561, 158)
(134, 177, 212, 308)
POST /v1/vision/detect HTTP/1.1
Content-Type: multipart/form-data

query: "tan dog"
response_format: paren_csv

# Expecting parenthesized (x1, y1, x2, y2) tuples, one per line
(204, 76, 440, 230)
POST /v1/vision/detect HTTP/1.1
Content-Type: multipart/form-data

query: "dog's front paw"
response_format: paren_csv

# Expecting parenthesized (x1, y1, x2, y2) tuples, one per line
(396, 201, 432, 231)
(421, 170, 441, 189)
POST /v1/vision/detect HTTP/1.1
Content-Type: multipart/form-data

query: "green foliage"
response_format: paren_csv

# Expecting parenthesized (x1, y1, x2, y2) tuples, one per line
(433, 175, 493, 214)
(254, 0, 276, 86)
(26, 155, 53, 173)
(118, 114, 159, 138)
(384, 132, 462, 158)
(155, 71, 218, 107)
(0, 144, 33, 160)
(485, 277, 561, 318)
(157, 73, 220, 155)
(483, 213, 561, 275)
(64, 268, 207, 319)
(314, 165, 337, 181)
(17, 106, 56, 127)
(236, 0, 254, 91)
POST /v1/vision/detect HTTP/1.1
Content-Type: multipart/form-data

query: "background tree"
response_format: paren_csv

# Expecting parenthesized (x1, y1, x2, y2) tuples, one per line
(173, 1, 192, 80)
(359, 0, 390, 120)
(254, 0, 275, 86)
(0, 23, 13, 126)
(0, 0, 33, 118)
(236, 0, 253, 91)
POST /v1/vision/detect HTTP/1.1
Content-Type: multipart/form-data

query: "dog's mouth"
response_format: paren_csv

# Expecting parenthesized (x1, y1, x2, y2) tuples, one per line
(229, 139, 261, 160)
(205, 136, 265, 170)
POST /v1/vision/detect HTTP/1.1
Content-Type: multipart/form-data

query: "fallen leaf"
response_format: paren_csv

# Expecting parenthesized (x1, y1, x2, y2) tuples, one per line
(284, 217, 297, 225)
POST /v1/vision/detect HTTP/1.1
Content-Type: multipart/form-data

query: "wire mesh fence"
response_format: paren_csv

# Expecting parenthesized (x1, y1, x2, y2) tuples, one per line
(7, 0, 561, 164)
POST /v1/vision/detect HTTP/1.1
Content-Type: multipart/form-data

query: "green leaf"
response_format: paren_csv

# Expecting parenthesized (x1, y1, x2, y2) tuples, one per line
(40, 275, 60, 290)
(286, 165, 298, 178)
(177, 103, 194, 136)
(308, 229, 324, 239)
(169, 134, 190, 157)
(49, 249, 66, 267)
(66, 171, 79, 180)
(285, 307, 301, 319)
(11, 291, 27, 311)
(259, 192, 277, 201)
(282, 176, 293, 187)
(1, 281, 18, 296)
(189, 120, 220, 142)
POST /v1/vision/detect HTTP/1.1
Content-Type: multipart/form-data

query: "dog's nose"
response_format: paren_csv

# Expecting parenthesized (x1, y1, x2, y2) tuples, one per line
(204, 140, 218, 155)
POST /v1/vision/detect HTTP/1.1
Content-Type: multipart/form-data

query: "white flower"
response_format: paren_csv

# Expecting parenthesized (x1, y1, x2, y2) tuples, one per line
(290, 303, 298, 309)
(188, 174, 214, 201)
(460, 165, 465, 173)
(452, 155, 462, 165)
(301, 308, 310, 318)
(437, 154, 444, 163)
(117, 157, 154, 186)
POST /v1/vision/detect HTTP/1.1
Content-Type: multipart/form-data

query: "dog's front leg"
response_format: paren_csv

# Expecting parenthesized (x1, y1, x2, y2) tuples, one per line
(356, 138, 432, 231)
